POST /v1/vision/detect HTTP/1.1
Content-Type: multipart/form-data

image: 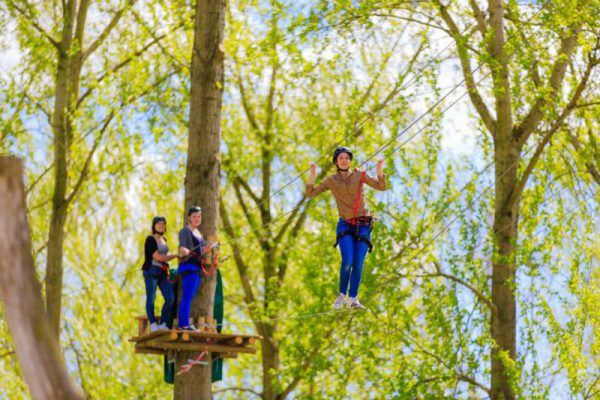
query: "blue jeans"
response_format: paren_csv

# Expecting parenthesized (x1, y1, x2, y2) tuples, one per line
(337, 218, 372, 298)
(178, 262, 202, 327)
(143, 266, 175, 326)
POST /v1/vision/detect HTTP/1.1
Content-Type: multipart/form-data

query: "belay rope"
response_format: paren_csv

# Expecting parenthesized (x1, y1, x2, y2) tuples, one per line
(200, 252, 219, 277)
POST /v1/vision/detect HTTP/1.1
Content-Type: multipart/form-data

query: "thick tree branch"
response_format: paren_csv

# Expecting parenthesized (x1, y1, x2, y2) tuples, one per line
(65, 118, 107, 205)
(507, 56, 596, 211)
(232, 179, 263, 244)
(74, 0, 90, 51)
(436, 1, 496, 134)
(275, 200, 311, 284)
(468, 0, 487, 36)
(236, 69, 262, 133)
(219, 200, 257, 308)
(514, 27, 581, 147)
(234, 175, 262, 206)
(273, 197, 308, 245)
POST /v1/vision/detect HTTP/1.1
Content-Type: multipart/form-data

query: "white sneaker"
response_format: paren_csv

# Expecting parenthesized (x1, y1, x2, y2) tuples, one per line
(348, 297, 366, 310)
(150, 322, 169, 332)
(158, 322, 169, 331)
(333, 293, 347, 310)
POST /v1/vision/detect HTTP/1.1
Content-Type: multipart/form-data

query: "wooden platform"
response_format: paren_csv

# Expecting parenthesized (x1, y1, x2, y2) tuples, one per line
(130, 329, 261, 358)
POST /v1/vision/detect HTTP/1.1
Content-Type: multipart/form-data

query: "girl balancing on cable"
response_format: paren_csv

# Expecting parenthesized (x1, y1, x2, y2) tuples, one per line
(306, 147, 386, 310)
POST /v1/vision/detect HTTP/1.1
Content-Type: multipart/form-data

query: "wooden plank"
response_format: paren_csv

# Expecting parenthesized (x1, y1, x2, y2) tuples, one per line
(129, 331, 172, 343)
(134, 346, 165, 355)
(129, 330, 262, 344)
(143, 342, 257, 354)
(214, 353, 237, 359)
(175, 331, 262, 341)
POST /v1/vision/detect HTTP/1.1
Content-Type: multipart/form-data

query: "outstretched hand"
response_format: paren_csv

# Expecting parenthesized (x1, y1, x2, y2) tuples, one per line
(308, 162, 317, 183)
(376, 159, 384, 177)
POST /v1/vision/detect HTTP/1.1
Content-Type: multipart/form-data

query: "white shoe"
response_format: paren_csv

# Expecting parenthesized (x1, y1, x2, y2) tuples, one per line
(158, 322, 169, 331)
(150, 322, 169, 332)
(333, 293, 346, 310)
(348, 297, 366, 310)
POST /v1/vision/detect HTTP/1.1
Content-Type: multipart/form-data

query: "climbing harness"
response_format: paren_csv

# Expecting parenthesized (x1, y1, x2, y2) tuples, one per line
(333, 170, 375, 252)
(183, 241, 221, 277)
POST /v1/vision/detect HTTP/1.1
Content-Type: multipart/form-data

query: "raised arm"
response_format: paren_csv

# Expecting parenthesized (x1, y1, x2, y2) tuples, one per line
(365, 159, 386, 191)
(305, 162, 331, 198)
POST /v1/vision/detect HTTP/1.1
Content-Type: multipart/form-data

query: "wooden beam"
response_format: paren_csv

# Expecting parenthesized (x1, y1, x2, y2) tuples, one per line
(144, 342, 257, 354)
(134, 346, 165, 356)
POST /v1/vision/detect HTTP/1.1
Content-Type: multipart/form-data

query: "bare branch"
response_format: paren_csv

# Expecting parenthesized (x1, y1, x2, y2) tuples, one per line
(468, 0, 487, 36)
(81, 0, 137, 62)
(436, 1, 496, 134)
(25, 163, 54, 196)
(568, 128, 600, 187)
(514, 27, 581, 147)
(235, 68, 262, 133)
(234, 175, 261, 206)
(0, 350, 15, 358)
(507, 56, 596, 211)
(7, 0, 59, 48)
(401, 263, 497, 315)
(131, 10, 189, 70)
(219, 200, 257, 307)
(77, 32, 167, 107)
(232, 179, 263, 244)
(411, 339, 491, 395)
(65, 117, 108, 205)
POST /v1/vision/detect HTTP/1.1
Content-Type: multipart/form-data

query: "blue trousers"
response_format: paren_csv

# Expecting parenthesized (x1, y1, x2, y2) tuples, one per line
(178, 262, 202, 327)
(143, 266, 175, 326)
(337, 218, 372, 298)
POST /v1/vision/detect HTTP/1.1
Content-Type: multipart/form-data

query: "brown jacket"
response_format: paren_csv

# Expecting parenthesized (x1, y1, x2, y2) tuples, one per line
(305, 168, 386, 220)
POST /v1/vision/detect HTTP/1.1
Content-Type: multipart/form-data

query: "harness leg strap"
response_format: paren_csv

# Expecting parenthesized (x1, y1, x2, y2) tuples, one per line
(333, 230, 356, 248)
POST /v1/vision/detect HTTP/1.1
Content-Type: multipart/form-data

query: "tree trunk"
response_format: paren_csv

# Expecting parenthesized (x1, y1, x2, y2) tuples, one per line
(0, 156, 83, 400)
(491, 143, 519, 400)
(46, 4, 77, 337)
(175, 0, 225, 397)
(489, 1, 518, 398)
(261, 323, 280, 400)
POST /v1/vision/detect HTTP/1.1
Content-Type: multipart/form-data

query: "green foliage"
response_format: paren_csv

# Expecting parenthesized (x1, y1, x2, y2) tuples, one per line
(2, 0, 600, 398)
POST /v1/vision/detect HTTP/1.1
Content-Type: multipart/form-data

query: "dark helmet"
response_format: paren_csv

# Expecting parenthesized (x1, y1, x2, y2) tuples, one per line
(332, 146, 353, 165)
(186, 206, 202, 217)
(152, 216, 167, 234)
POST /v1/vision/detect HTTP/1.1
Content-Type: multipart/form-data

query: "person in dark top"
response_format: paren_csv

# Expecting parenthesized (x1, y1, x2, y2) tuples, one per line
(142, 216, 179, 332)
(177, 206, 212, 330)
(306, 147, 386, 310)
